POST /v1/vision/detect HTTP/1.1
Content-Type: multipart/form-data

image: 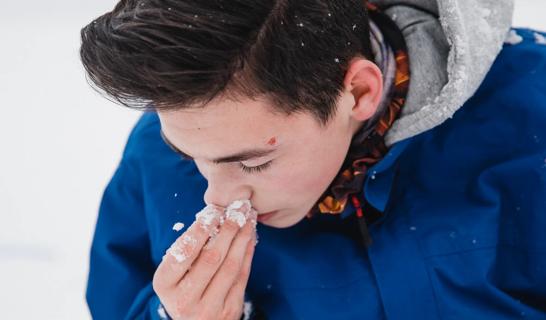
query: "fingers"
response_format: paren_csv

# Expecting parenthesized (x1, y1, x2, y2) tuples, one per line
(179, 220, 242, 299)
(153, 205, 223, 293)
(153, 200, 258, 320)
(201, 211, 257, 307)
(223, 225, 257, 309)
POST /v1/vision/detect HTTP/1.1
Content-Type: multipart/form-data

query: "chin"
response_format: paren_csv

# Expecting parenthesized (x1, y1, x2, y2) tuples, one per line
(258, 212, 307, 229)
(260, 220, 292, 229)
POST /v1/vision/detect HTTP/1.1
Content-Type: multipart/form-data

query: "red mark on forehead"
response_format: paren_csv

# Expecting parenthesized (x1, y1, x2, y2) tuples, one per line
(267, 137, 277, 146)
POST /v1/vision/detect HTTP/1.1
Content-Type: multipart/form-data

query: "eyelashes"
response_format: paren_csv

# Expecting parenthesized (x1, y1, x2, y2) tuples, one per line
(180, 155, 273, 175)
(239, 160, 273, 174)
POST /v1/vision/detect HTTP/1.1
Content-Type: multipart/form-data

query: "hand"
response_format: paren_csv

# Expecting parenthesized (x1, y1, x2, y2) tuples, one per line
(153, 200, 258, 320)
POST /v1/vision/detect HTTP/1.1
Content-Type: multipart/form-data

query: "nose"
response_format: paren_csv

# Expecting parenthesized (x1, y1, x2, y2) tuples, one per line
(202, 165, 252, 208)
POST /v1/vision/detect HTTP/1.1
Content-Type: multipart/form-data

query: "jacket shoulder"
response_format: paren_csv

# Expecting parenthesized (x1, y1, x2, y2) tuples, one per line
(484, 27, 546, 104)
(466, 27, 546, 151)
(402, 30, 546, 253)
(121, 111, 169, 161)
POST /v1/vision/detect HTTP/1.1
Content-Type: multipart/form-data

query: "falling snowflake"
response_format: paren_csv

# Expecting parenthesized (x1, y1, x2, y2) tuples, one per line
(172, 222, 185, 231)
(504, 29, 523, 45)
(534, 32, 546, 45)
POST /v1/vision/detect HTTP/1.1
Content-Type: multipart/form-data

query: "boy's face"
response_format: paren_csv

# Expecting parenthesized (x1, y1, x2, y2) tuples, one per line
(158, 59, 382, 228)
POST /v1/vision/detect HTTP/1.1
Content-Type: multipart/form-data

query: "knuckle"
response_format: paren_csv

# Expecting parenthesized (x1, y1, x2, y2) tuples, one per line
(170, 286, 197, 318)
(192, 221, 212, 238)
(201, 248, 222, 266)
(179, 242, 195, 258)
(152, 268, 173, 295)
(152, 273, 163, 294)
(238, 223, 253, 237)
(222, 257, 242, 274)
(173, 299, 192, 318)
(196, 311, 215, 320)
(171, 233, 198, 258)
(244, 223, 255, 235)
(222, 219, 241, 231)
(238, 267, 249, 281)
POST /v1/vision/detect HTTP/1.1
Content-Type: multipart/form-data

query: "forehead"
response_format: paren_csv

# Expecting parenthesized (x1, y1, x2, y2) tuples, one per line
(157, 97, 318, 154)
(159, 97, 283, 131)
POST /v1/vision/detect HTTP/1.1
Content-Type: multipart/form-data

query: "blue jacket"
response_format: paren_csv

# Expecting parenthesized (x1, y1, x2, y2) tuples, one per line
(86, 28, 546, 320)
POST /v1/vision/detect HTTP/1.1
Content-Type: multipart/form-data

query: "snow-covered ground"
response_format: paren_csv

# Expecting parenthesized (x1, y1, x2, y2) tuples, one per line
(0, 1, 545, 319)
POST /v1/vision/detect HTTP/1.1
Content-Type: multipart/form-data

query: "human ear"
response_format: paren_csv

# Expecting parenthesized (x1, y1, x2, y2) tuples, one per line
(343, 57, 383, 121)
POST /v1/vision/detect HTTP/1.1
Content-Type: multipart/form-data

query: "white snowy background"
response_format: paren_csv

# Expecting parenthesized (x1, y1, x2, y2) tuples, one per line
(0, 1, 544, 319)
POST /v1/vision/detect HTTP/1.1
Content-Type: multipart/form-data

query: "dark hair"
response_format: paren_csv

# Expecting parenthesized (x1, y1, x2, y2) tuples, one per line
(80, 0, 374, 126)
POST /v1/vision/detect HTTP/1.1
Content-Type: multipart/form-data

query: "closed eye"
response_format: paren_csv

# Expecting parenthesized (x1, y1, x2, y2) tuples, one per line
(239, 160, 273, 174)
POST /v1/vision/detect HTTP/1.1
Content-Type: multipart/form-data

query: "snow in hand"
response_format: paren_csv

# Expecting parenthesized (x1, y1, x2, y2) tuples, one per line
(167, 200, 258, 262)
(195, 204, 224, 233)
(226, 200, 257, 228)
(167, 233, 197, 263)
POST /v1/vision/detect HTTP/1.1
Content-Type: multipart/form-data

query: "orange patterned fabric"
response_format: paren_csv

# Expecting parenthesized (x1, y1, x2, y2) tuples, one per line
(306, 2, 410, 234)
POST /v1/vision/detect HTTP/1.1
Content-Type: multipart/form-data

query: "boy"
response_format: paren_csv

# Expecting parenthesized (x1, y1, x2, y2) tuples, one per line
(81, 0, 546, 319)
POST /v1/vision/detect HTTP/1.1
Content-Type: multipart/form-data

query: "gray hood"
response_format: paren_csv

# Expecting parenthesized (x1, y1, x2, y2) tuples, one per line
(371, 0, 515, 147)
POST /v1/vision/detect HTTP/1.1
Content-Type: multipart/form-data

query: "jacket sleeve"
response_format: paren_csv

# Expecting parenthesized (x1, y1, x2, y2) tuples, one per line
(86, 156, 164, 319)
(485, 38, 546, 312)
(493, 139, 546, 312)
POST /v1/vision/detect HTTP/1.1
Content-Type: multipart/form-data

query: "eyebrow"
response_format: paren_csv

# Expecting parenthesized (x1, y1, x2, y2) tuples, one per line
(160, 129, 276, 164)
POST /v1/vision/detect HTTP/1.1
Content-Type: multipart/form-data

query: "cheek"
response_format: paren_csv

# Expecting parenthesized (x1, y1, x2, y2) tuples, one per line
(301, 157, 345, 192)
(270, 151, 346, 200)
